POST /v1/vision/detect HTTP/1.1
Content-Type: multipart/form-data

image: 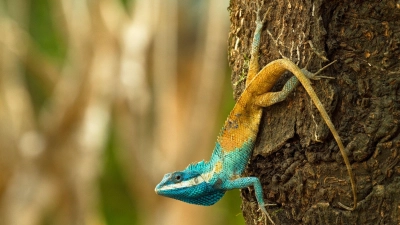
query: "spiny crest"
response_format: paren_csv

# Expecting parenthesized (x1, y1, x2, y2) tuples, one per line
(184, 160, 207, 174)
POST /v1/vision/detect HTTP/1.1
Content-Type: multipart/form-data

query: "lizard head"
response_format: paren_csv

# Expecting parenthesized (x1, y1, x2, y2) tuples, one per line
(155, 160, 225, 206)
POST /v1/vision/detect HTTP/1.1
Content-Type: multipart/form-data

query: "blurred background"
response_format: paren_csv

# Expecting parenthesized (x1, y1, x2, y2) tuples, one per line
(0, 0, 245, 224)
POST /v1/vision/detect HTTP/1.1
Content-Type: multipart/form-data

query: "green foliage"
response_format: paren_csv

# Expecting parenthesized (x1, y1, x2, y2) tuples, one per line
(24, 0, 66, 113)
(119, 0, 132, 12)
(23, 70, 48, 114)
(222, 190, 245, 225)
(99, 124, 139, 225)
(29, 0, 66, 60)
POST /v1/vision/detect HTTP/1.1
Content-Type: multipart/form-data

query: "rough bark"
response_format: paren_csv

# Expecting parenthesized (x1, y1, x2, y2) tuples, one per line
(228, 0, 400, 224)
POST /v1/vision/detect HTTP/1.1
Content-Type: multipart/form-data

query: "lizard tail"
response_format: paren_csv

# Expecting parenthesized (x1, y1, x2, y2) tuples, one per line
(281, 59, 357, 211)
(253, 59, 358, 211)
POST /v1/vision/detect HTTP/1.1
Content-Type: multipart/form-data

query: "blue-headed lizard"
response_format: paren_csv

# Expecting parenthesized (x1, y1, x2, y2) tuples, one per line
(155, 3, 357, 224)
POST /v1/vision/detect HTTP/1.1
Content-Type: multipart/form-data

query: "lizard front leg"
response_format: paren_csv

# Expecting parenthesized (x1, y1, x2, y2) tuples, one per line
(220, 177, 276, 225)
(246, 3, 270, 87)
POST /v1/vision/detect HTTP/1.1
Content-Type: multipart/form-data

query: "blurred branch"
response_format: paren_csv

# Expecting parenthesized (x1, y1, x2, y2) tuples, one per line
(0, 0, 230, 224)
(114, 0, 230, 225)
(112, 0, 156, 223)
(183, 0, 229, 160)
(40, 0, 94, 143)
(0, 1, 46, 224)
(0, 0, 126, 224)
(0, 18, 60, 90)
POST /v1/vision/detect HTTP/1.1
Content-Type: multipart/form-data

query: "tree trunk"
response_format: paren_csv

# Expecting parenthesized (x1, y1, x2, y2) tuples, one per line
(228, 0, 400, 224)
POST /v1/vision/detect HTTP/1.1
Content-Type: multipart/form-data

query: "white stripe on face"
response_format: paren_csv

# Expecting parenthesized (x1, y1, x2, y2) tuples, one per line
(157, 171, 214, 191)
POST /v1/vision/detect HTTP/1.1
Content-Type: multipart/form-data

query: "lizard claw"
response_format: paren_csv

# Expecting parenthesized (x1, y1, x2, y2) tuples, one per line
(302, 60, 337, 80)
(255, 0, 264, 12)
(255, 1, 270, 25)
(310, 75, 335, 81)
(259, 203, 276, 225)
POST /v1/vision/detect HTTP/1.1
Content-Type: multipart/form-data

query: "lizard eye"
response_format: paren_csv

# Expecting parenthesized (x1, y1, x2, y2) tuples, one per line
(173, 173, 182, 183)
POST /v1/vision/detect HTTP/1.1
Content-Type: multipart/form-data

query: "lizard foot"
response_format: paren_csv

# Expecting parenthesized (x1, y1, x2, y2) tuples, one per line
(301, 60, 337, 80)
(338, 201, 357, 211)
(255, 1, 271, 26)
(259, 203, 276, 225)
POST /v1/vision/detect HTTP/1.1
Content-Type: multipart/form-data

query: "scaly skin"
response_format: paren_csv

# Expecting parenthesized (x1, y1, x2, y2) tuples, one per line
(155, 4, 357, 224)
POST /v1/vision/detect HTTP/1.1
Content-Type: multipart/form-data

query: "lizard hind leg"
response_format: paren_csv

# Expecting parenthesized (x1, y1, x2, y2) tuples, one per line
(254, 60, 338, 108)
(254, 76, 300, 107)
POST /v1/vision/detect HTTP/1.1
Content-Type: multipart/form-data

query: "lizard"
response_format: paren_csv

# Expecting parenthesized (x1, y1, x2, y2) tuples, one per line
(155, 3, 357, 224)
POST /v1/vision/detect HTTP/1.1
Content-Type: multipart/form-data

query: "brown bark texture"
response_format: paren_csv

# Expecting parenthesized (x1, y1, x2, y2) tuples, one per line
(228, 0, 400, 224)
